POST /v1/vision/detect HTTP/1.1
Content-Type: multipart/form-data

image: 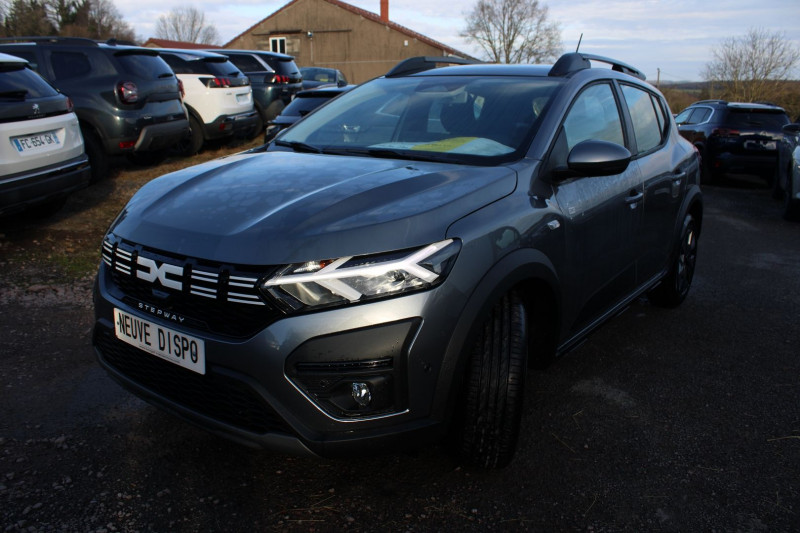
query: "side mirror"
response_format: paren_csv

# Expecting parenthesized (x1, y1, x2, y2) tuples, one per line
(782, 123, 800, 136)
(567, 140, 632, 177)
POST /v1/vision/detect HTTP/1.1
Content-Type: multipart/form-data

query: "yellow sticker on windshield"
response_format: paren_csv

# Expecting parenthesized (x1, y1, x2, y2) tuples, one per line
(411, 137, 478, 152)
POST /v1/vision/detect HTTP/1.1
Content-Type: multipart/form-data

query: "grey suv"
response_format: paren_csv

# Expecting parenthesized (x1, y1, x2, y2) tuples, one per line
(93, 53, 703, 468)
(0, 37, 189, 181)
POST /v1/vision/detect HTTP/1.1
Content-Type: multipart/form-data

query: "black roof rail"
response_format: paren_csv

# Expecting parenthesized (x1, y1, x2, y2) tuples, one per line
(0, 36, 98, 46)
(385, 56, 482, 77)
(693, 99, 727, 105)
(103, 38, 139, 47)
(549, 52, 646, 80)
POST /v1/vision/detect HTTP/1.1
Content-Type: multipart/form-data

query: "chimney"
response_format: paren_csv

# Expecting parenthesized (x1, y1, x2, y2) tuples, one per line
(380, 0, 389, 22)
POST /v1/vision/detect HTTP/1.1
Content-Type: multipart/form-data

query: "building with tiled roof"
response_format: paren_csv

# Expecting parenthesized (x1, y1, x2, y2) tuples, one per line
(141, 38, 217, 50)
(224, 0, 473, 83)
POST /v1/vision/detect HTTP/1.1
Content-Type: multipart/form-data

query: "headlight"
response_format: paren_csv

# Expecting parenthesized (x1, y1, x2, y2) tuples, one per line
(262, 239, 461, 311)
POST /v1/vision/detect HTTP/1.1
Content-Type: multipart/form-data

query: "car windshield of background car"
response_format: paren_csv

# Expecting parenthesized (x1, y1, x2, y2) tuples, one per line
(278, 76, 562, 162)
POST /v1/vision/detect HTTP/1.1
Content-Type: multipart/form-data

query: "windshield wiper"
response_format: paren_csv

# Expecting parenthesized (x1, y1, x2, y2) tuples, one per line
(346, 147, 449, 163)
(0, 90, 28, 100)
(274, 140, 323, 153)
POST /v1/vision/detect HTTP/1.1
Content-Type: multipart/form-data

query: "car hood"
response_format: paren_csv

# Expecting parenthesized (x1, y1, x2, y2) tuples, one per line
(110, 151, 517, 264)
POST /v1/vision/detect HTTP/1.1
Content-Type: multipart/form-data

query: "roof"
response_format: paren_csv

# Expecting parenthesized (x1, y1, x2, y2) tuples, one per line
(224, 0, 474, 59)
(142, 38, 217, 50)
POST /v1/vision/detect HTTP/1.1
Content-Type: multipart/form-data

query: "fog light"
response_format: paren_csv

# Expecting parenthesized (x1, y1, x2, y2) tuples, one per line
(352, 382, 371, 407)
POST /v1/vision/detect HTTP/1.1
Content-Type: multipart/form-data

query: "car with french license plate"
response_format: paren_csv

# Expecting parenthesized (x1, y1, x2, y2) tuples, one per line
(0, 52, 90, 216)
(157, 49, 259, 155)
(93, 53, 703, 468)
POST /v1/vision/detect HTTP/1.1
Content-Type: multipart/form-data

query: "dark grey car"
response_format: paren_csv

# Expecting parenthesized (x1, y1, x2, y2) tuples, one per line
(93, 53, 702, 468)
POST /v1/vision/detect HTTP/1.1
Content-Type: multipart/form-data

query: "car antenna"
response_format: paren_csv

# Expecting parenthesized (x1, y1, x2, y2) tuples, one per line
(576, 33, 583, 53)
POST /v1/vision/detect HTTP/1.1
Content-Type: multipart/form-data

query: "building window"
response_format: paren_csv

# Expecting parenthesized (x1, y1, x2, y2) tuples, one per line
(270, 37, 286, 54)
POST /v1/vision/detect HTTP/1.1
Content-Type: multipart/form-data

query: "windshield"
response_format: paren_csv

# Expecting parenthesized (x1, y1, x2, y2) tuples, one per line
(275, 75, 561, 164)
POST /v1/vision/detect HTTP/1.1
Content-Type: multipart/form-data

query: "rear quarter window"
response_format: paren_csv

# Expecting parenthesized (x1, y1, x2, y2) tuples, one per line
(226, 54, 268, 73)
(116, 53, 173, 79)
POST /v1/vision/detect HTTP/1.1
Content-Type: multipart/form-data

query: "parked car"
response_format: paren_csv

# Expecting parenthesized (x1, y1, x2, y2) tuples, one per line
(300, 66, 348, 89)
(264, 84, 354, 142)
(674, 100, 789, 184)
(0, 52, 90, 216)
(207, 49, 303, 129)
(157, 49, 259, 155)
(776, 122, 800, 221)
(93, 53, 702, 468)
(0, 37, 189, 181)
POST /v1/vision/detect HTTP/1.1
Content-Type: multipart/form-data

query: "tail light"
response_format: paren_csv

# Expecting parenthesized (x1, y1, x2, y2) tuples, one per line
(66, 96, 74, 113)
(116, 81, 138, 104)
(271, 74, 290, 84)
(178, 78, 185, 100)
(200, 77, 232, 88)
(711, 128, 740, 138)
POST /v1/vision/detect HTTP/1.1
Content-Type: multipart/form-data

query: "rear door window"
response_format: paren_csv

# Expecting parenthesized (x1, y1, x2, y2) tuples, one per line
(117, 52, 173, 79)
(621, 84, 665, 155)
(50, 51, 91, 81)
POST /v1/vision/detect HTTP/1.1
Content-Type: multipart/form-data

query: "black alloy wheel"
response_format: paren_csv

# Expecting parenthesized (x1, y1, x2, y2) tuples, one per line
(649, 213, 698, 307)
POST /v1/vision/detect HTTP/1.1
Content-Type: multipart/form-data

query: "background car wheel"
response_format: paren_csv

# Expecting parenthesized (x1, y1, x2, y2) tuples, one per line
(81, 128, 108, 183)
(175, 116, 204, 156)
(783, 184, 800, 221)
(458, 290, 528, 469)
(649, 213, 698, 307)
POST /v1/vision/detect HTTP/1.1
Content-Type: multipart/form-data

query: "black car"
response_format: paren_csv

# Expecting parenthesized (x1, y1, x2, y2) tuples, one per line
(93, 53, 702, 468)
(207, 49, 303, 130)
(0, 37, 189, 181)
(776, 122, 800, 221)
(675, 100, 789, 184)
(299, 66, 348, 89)
(263, 84, 354, 142)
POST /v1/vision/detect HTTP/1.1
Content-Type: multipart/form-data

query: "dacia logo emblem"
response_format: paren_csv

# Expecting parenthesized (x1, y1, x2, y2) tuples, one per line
(32, 103, 41, 115)
(136, 256, 183, 291)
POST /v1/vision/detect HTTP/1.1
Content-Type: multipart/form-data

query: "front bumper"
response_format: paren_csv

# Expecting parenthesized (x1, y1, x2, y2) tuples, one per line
(92, 264, 456, 457)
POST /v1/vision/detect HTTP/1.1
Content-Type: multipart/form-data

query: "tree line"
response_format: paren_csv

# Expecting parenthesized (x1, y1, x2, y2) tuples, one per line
(0, 0, 135, 41)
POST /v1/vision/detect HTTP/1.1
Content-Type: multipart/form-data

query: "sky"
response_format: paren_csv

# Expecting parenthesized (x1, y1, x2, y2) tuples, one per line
(116, 0, 800, 82)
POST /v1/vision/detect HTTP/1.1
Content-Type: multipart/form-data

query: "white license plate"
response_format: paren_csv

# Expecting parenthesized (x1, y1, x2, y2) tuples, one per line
(12, 130, 61, 153)
(235, 93, 249, 103)
(113, 308, 206, 375)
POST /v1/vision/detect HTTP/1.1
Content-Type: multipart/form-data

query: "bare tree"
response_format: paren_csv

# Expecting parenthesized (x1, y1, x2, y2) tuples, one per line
(703, 28, 800, 103)
(1, 0, 57, 36)
(461, 0, 561, 64)
(155, 5, 219, 45)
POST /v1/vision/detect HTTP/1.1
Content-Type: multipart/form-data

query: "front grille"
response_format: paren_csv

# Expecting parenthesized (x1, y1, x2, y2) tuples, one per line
(102, 236, 283, 338)
(95, 327, 292, 436)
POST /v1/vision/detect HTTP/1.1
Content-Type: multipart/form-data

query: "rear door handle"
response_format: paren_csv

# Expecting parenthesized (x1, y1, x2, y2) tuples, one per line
(625, 191, 644, 205)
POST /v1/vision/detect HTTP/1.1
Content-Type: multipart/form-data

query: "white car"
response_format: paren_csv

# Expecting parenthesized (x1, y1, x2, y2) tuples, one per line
(157, 49, 259, 155)
(0, 53, 90, 216)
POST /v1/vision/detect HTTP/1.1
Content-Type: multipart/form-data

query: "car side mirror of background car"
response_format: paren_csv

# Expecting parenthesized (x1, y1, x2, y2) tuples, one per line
(565, 140, 632, 177)
(782, 123, 800, 136)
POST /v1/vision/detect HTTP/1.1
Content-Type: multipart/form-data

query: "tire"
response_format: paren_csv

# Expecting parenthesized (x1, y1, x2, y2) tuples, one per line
(458, 290, 528, 469)
(649, 213, 699, 308)
(81, 128, 109, 183)
(783, 181, 800, 222)
(175, 115, 204, 156)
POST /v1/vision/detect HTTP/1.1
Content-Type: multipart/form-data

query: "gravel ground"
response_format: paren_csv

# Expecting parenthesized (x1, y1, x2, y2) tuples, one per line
(1, 170, 798, 532)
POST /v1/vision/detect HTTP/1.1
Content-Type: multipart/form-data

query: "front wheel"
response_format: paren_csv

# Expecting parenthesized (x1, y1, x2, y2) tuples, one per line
(457, 290, 528, 469)
(649, 213, 699, 307)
